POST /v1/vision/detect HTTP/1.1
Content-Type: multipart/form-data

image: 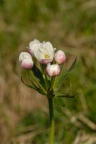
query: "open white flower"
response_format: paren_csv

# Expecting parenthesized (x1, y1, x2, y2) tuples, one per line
(28, 39, 40, 56)
(19, 52, 33, 69)
(34, 42, 56, 64)
(46, 63, 60, 77)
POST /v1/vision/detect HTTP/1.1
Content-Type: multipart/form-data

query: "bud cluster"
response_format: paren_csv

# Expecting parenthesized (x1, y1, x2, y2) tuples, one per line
(19, 39, 66, 77)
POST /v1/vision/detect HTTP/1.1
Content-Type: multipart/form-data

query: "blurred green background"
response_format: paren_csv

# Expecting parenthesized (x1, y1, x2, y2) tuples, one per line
(0, 0, 96, 143)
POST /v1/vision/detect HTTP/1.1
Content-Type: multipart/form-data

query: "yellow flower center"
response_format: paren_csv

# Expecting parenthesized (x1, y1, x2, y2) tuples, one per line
(45, 54, 50, 58)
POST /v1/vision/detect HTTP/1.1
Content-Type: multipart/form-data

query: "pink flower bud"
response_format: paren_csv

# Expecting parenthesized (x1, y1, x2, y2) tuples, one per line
(19, 52, 34, 69)
(21, 58, 33, 69)
(46, 63, 60, 77)
(54, 50, 66, 64)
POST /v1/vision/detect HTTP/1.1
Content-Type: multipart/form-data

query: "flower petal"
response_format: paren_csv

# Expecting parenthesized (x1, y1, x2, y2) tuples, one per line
(19, 52, 32, 62)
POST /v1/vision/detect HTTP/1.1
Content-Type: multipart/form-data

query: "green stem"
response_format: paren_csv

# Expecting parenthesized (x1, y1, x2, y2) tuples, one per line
(48, 97, 54, 144)
(40, 64, 48, 90)
(29, 70, 47, 95)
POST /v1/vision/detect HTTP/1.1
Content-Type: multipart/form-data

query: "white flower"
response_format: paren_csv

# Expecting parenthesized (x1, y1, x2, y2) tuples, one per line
(46, 63, 60, 77)
(19, 52, 33, 69)
(28, 39, 40, 56)
(34, 42, 56, 64)
(54, 50, 66, 64)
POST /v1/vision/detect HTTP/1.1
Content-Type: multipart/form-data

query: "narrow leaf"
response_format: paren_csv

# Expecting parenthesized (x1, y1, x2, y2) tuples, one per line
(21, 76, 46, 95)
(54, 97, 65, 113)
(54, 57, 77, 91)
(57, 93, 78, 98)
(29, 70, 47, 95)
(21, 76, 35, 89)
(32, 65, 45, 86)
(55, 97, 65, 107)
(55, 104, 62, 113)
(68, 57, 77, 71)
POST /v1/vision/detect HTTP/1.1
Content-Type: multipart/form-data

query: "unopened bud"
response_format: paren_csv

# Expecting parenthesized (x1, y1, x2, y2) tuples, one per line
(46, 63, 60, 77)
(21, 58, 33, 69)
(54, 50, 66, 64)
(19, 52, 33, 69)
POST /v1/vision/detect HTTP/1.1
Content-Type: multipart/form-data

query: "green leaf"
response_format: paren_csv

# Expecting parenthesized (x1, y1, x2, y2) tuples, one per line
(55, 104, 62, 113)
(32, 65, 45, 87)
(55, 97, 65, 107)
(54, 97, 65, 113)
(68, 57, 77, 72)
(21, 76, 46, 95)
(34, 87, 46, 95)
(57, 93, 78, 98)
(21, 76, 35, 89)
(54, 57, 77, 91)
(28, 70, 47, 95)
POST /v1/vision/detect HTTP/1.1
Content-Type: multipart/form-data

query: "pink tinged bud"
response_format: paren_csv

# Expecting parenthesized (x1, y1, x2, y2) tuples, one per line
(54, 50, 66, 64)
(21, 59, 33, 69)
(19, 52, 34, 69)
(46, 63, 60, 77)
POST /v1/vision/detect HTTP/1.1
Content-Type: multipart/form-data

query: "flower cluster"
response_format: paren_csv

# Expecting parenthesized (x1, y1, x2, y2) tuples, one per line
(19, 39, 66, 77)
(19, 39, 77, 144)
